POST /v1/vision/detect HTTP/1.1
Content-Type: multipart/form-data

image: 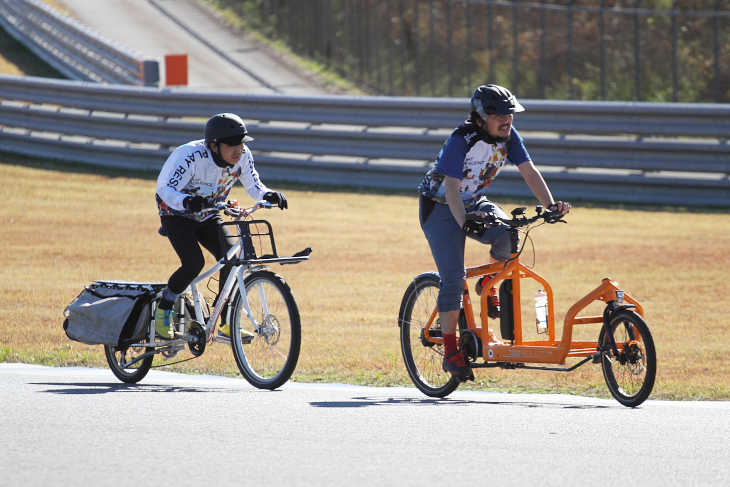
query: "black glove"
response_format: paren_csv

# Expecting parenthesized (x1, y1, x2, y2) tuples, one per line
(544, 202, 567, 223)
(264, 191, 288, 209)
(462, 219, 486, 236)
(183, 195, 208, 213)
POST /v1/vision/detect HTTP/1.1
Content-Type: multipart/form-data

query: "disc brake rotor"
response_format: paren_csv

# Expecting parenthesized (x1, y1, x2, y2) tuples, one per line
(260, 315, 281, 346)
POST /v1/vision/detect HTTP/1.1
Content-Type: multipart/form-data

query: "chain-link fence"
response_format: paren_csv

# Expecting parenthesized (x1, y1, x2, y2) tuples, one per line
(212, 0, 729, 102)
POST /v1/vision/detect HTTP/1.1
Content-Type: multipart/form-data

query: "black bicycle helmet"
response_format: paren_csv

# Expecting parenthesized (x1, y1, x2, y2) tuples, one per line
(204, 113, 253, 145)
(470, 84, 524, 119)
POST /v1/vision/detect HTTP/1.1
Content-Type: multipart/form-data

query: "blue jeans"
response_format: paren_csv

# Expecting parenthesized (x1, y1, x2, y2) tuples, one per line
(420, 196, 511, 312)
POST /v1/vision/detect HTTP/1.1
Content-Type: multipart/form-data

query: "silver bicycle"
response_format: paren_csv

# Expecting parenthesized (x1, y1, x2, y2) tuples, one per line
(102, 200, 311, 389)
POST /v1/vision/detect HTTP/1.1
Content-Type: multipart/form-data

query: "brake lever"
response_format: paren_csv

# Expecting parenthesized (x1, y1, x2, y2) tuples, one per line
(544, 211, 567, 224)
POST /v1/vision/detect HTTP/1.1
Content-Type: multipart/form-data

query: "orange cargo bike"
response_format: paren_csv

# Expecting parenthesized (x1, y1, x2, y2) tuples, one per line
(398, 206, 656, 407)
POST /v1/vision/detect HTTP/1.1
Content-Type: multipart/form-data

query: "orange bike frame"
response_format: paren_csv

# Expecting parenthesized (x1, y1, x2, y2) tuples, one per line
(424, 252, 644, 366)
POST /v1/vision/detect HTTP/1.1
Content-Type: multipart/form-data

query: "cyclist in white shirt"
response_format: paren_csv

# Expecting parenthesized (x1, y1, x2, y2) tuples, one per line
(154, 113, 287, 339)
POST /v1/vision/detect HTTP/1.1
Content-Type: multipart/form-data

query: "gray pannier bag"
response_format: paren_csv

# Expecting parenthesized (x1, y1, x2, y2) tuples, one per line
(63, 283, 155, 347)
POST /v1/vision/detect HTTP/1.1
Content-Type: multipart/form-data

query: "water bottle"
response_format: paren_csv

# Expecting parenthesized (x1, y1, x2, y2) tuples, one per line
(534, 290, 548, 333)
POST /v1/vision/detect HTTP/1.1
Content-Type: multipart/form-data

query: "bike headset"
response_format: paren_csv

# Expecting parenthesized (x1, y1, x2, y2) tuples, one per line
(204, 113, 254, 168)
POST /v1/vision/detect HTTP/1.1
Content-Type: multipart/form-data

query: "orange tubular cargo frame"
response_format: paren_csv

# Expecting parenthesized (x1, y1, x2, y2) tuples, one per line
(401, 206, 655, 407)
(423, 255, 644, 368)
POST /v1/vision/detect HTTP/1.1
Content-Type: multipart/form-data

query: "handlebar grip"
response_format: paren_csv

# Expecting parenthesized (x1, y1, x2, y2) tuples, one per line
(543, 210, 565, 223)
(462, 219, 486, 236)
(465, 211, 499, 224)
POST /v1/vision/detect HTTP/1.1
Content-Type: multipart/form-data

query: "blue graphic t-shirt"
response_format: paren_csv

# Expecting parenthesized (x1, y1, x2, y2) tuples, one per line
(419, 122, 530, 207)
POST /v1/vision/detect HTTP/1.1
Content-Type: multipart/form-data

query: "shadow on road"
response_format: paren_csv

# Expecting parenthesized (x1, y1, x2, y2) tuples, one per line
(31, 382, 254, 395)
(310, 395, 611, 409)
(31, 379, 613, 409)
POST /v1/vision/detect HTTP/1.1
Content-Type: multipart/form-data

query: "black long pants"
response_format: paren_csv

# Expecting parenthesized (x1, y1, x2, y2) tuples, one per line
(160, 214, 236, 297)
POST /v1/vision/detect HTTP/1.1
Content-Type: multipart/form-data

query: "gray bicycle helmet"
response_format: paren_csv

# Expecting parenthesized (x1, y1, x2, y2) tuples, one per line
(470, 84, 524, 119)
(204, 113, 253, 145)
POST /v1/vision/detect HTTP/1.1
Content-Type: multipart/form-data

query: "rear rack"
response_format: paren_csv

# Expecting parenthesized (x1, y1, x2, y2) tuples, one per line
(91, 280, 167, 292)
(219, 220, 312, 266)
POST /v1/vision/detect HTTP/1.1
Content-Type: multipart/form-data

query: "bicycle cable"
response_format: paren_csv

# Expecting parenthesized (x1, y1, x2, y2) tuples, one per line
(206, 276, 219, 295)
(523, 231, 537, 269)
(502, 221, 543, 268)
(234, 212, 267, 258)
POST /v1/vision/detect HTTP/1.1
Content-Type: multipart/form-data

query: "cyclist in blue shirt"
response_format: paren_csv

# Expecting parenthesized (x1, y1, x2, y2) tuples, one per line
(418, 85, 570, 379)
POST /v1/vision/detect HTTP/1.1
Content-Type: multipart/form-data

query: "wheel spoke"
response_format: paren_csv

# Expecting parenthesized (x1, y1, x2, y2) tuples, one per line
(600, 311, 656, 407)
(400, 274, 459, 398)
(230, 271, 300, 390)
(105, 342, 153, 383)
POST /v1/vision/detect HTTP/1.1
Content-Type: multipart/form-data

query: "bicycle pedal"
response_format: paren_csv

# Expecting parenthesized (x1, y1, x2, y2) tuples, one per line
(454, 372, 475, 383)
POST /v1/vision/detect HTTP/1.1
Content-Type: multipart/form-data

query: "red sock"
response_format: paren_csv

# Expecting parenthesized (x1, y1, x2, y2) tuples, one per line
(443, 333, 458, 357)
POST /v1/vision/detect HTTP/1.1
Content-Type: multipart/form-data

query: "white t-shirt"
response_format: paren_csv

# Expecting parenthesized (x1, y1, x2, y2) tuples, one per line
(156, 139, 270, 221)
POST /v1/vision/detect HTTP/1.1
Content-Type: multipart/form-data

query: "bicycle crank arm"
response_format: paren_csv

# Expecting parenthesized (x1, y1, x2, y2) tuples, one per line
(172, 332, 203, 343)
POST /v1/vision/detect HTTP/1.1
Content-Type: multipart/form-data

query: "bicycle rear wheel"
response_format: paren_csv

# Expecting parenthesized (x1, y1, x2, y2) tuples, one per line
(399, 272, 460, 398)
(230, 271, 301, 389)
(104, 341, 154, 384)
(599, 310, 656, 407)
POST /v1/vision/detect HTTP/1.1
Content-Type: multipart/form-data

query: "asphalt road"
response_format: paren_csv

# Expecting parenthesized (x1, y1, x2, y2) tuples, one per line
(53, 0, 330, 94)
(1, 363, 729, 486)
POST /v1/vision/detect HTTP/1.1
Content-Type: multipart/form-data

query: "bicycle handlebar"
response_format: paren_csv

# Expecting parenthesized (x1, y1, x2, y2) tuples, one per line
(463, 205, 566, 235)
(158, 200, 274, 238)
(199, 199, 275, 218)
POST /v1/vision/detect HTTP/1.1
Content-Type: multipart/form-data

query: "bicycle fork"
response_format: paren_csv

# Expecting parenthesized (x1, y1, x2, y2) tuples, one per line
(598, 300, 638, 362)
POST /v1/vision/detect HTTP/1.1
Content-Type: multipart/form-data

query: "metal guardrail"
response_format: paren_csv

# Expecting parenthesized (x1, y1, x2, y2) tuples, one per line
(1, 74, 730, 135)
(0, 75, 728, 207)
(0, 0, 158, 85)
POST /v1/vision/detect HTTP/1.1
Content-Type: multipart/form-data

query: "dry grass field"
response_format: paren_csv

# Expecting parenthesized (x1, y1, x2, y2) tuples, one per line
(1, 155, 729, 401)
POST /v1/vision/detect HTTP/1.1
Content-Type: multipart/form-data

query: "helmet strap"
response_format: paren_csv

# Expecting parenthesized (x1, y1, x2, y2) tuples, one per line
(210, 142, 234, 168)
(470, 117, 506, 144)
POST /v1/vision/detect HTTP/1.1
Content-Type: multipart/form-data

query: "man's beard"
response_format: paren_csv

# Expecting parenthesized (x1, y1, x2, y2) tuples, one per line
(492, 130, 511, 144)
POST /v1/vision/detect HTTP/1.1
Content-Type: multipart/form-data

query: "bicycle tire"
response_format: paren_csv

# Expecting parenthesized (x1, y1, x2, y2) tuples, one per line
(230, 271, 301, 389)
(399, 272, 460, 398)
(599, 310, 656, 407)
(104, 340, 154, 384)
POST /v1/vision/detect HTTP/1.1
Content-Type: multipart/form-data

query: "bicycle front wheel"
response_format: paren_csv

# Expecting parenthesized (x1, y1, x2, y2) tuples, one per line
(599, 310, 656, 407)
(104, 341, 154, 384)
(399, 272, 460, 398)
(230, 271, 301, 389)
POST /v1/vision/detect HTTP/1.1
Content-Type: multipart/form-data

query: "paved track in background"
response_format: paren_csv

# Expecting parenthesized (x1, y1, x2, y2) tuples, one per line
(2, 364, 729, 486)
(53, 0, 329, 93)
